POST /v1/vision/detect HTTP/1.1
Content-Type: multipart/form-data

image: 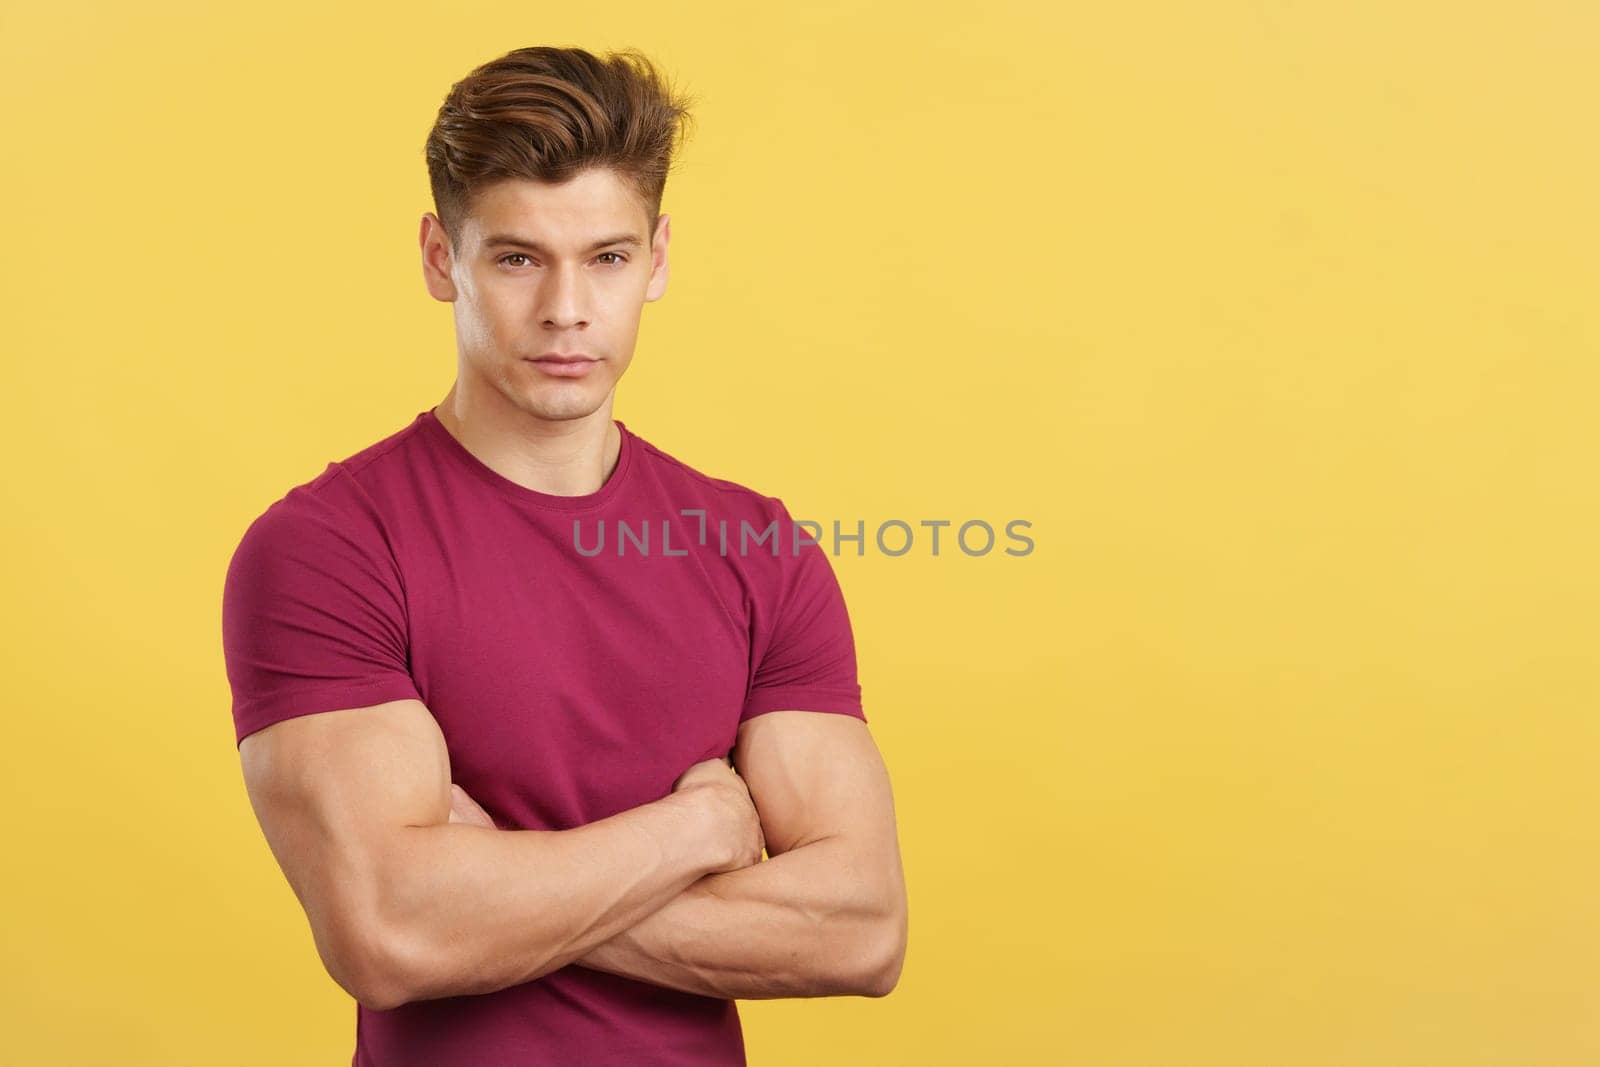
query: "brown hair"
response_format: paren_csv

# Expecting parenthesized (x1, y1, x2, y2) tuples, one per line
(424, 46, 696, 251)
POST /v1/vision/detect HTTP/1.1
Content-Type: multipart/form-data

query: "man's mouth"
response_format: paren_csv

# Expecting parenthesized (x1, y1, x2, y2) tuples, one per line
(524, 355, 599, 378)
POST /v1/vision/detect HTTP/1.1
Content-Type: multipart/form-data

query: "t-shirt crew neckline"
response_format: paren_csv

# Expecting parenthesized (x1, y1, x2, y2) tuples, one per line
(415, 407, 636, 513)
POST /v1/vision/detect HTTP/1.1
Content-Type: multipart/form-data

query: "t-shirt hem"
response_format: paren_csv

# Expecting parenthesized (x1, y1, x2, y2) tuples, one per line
(738, 686, 866, 724)
(234, 678, 423, 747)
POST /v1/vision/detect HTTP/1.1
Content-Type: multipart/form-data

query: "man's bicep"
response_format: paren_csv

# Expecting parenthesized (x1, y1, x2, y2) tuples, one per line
(731, 710, 899, 859)
(238, 697, 452, 1004)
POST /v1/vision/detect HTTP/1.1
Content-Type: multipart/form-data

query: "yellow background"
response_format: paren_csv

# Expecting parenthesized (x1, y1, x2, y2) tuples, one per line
(3, 2, 1596, 1063)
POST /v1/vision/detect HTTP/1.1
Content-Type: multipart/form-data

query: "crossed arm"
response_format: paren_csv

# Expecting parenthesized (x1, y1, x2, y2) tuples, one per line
(451, 709, 908, 1000)
(240, 702, 906, 1008)
(577, 710, 907, 999)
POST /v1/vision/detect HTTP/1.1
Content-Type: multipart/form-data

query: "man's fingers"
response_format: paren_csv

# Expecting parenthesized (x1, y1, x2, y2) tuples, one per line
(449, 782, 498, 829)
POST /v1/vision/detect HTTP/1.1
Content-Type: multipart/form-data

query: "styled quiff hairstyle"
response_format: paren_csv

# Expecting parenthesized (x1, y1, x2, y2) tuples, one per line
(424, 46, 696, 252)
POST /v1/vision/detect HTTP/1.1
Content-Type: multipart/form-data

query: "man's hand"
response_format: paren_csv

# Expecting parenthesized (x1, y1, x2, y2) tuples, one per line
(570, 716, 906, 1000)
(671, 756, 766, 873)
(446, 758, 765, 874)
(447, 783, 498, 829)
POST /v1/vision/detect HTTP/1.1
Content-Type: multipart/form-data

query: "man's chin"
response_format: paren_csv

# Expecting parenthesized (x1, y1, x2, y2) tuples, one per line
(512, 386, 611, 423)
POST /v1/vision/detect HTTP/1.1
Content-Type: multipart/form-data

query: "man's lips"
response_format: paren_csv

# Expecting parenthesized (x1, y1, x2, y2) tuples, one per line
(524, 355, 599, 378)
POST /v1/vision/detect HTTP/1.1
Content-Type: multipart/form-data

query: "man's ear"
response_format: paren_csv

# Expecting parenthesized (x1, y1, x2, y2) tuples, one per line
(420, 212, 459, 302)
(645, 212, 671, 302)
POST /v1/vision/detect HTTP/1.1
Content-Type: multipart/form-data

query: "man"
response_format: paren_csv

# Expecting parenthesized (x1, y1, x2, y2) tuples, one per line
(220, 45, 907, 1067)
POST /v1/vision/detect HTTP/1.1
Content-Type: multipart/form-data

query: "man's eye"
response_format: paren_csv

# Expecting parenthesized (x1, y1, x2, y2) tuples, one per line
(498, 253, 627, 267)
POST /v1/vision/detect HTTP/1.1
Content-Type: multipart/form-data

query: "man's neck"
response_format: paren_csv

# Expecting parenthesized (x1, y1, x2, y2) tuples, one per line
(432, 389, 621, 497)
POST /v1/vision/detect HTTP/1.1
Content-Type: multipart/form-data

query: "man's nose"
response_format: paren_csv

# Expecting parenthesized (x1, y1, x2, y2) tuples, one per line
(538, 262, 590, 329)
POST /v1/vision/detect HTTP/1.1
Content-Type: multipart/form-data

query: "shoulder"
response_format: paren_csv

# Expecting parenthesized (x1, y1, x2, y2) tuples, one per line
(623, 424, 837, 597)
(231, 414, 426, 566)
(623, 422, 789, 524)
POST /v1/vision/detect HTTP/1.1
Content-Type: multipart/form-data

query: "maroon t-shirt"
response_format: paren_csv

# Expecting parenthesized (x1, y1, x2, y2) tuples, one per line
(221, 408, 865, 1066)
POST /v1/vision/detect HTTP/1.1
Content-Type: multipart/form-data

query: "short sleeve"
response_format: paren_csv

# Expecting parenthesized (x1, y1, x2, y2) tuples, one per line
(739, 498, 866, 724)
(221, 475, 421, 747)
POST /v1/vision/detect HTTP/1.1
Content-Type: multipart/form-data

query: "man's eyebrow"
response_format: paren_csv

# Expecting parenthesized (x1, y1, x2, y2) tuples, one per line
(483, 232, 644, 253)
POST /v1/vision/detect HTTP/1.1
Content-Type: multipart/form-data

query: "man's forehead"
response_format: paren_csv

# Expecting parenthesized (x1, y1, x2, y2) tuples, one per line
(466, 172, 647, 245)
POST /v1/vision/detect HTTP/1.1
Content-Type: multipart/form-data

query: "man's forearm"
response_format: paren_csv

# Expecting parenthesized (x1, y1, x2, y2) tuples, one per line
(372, 791, 723, 1007)
(571, 834, 901, 1000)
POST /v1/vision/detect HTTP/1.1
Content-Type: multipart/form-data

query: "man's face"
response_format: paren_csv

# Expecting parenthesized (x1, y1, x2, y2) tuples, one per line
(421, 167, 670, 422)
